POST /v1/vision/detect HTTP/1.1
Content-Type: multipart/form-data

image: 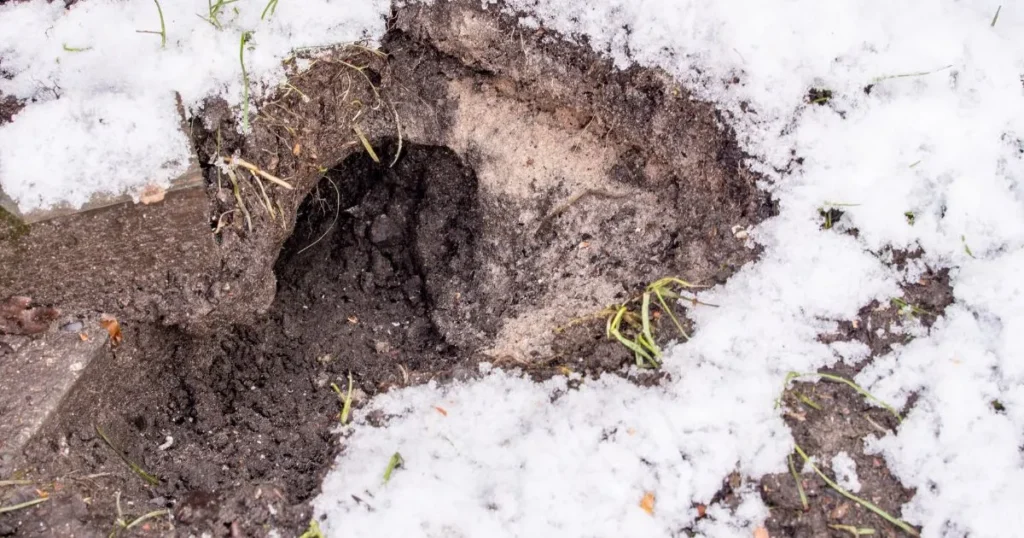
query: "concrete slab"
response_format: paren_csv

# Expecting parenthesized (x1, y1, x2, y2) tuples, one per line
(0, 323, 109, 477)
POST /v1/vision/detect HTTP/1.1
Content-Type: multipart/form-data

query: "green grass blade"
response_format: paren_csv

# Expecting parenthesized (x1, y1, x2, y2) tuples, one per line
(153, 0, 166, 48)
(641, 292, 655, 348)
(341, 371, 354, 424)
(239, 32, 253, 132)
(383, 452, 404, 484)
(788, 453, 809, 510)
(654, 288, 688, 339)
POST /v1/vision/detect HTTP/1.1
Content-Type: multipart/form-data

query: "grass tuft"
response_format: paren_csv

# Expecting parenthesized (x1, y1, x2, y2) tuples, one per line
(604, 277, 708, 368)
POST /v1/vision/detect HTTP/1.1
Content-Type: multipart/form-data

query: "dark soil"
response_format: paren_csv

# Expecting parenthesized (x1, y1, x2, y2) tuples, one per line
(758, 254, 954, 538)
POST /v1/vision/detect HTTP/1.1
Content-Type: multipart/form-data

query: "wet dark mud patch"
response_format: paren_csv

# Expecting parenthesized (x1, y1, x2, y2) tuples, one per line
(762, 253, 954, 538)
(7, 144, 487, 537)
(762, 373, 918, 538)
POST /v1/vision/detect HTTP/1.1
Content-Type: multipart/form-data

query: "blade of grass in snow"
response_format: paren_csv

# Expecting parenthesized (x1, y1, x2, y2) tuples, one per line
(239, 32, 253, 133)
(261, 0, 280, 21)
(382, 452, 404, 484)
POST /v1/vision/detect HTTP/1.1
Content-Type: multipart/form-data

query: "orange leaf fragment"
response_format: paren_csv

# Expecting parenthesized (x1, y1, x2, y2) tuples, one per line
(99, 314, 122, 347)
(434, 406, 448, 416)
(639, 492, 655, 515)
(696, 504, 707, 518)
(753, 526, 770, 538)
(78, 332, 89, 341)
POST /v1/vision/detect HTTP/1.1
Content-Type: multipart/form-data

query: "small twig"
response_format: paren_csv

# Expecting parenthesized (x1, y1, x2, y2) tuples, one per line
(991, 5, 1002, 27)
(0, 497, 48, 514)
(0, 479, 33, 487)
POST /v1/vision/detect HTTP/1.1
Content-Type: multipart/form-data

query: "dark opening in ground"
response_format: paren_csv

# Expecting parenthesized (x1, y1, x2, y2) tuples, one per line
(8, 144, 489, 537)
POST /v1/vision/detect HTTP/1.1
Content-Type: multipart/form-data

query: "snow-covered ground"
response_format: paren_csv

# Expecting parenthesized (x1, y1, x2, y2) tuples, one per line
(3, 1, 1023, 537)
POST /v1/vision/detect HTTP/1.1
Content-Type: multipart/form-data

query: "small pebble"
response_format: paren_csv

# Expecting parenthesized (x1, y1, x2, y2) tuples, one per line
(60, 321, 84, 333)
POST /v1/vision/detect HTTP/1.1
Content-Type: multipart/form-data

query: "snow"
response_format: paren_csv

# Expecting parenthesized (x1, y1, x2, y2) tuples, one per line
(830, 452, 862, 493)
(3, 0, 1024, 536)
(0, 0, 388, 211)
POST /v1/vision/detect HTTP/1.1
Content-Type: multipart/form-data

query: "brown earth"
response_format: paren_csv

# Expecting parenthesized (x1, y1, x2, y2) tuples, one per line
(0, 1, 939, 537)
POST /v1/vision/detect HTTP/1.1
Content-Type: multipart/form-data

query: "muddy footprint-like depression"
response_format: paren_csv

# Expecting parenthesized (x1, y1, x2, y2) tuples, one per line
(0, 2, 773, 536)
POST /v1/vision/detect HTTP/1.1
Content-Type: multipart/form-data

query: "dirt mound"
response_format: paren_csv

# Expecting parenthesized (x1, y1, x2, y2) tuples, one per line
(1, 1, 775, 536)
